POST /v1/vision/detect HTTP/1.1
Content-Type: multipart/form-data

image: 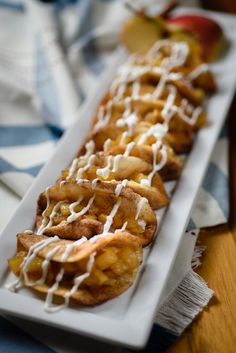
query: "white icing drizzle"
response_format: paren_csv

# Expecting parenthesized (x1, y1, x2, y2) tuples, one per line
(34, 244, 62, 286)
(37, 187, 50, 235)
(66, 141, 95, 183)
(94, 101, 113, 132)
(63, 252, 96, 298)
(161, 42, 189, 70)
(117, 64, 153, 83)
(135, 197, 148, 231)
(76, 154, 96, 182)
(96, 42, 199, 169)
(92, 40, 196, 198)
(91, 198, 122, 244)
(81, 140, 95, 160)
(176, 105, 203, 126)
(110, 40, 199, 135)
(66, 196, 84, 222)
(119, 131, 128, 145)
(116, 82, 127, 100)
(96, 155, 113, 179)
(44, 268, 65, 313)
(66, 158, 78, 180)
(138, 220, 146, 230)
(147, 39, 172, 60)
(114, 179, 128, 197)
(38, 201, 64, 235)
(116, 107, 138, 136)
(137, 123, 167, 145)
(22, 236, 60, 287)
(158, 84, 202, 127)
(6, 236, 60, 292)
(181, 98, 188, 112)
(8, 232, 95, 313)
(110, 77, 120, 95)
(123, 96, 131, 119)
(135, 197, 148, 220)
(186, 103, 194, 115)
(94, 106, 105, 132)
(44, 251, 96, 313)
(117, 64, 183, 87)
(161, 84, 177, 119)
(60, 237, 87, 262)
(152, 74, 168, 99)
(5, 279, 23, 292)
(103, 198, 122, 234)
(8, 232, 96, 314)
(67, 195, 95, 223)
(110, 70, 181, 115)
(103, 138, 111, 152)
(115, 221, 128, 233)
(132, 80, 141, 98)
(91, 178, 99, 189)
(24, 230, 33, 234)
(188, 63, 209, 81)
(124, 141, 135, 157)
(112, 155, 122, 173)
(141, 143, 168, 187)
(92, 40, 196, 167)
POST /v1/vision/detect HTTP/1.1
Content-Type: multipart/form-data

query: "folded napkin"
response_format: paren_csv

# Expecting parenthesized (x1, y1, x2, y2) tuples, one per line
(0, 1, 229, 352)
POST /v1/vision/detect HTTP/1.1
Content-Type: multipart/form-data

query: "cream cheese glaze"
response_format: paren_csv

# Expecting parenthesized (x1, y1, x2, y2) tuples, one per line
(38, 201, 64, 235)
(7, 236, 60, 292)
(67, 195, 96, 223)
(44, 252, 96, 313)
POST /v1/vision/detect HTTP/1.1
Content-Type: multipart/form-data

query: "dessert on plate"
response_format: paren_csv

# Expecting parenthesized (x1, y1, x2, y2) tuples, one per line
(8, 12, 218, 310)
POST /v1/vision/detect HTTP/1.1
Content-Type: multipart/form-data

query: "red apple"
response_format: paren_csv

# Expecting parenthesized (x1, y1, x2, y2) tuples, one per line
(167, 14, 226, 62)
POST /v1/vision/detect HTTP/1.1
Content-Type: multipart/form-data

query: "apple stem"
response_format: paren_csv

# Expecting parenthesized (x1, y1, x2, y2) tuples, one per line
(124, 0, 178, 21)
(160, 1, 179, 19)
(123, 1, 150, 21)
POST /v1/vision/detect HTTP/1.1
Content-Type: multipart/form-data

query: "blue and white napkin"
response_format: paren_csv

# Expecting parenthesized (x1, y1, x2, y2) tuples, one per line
(0, 1, 229, 352)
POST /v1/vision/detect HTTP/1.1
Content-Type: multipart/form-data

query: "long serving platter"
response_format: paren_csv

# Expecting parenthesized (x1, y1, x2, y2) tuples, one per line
(0, 8, 236, 349)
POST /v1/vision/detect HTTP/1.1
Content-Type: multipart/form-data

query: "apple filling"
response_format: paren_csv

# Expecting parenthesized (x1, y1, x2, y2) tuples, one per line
(42, 199, 147, 235)
(8, 245, 140, 289)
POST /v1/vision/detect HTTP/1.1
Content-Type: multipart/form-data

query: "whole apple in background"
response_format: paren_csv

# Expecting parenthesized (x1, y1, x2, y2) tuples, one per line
(167, 14, 226, 62)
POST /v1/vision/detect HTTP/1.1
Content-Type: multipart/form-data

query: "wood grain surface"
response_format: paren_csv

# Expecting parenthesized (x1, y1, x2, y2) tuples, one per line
(168, 225, 236, 353)
(167, 3, 236, 352)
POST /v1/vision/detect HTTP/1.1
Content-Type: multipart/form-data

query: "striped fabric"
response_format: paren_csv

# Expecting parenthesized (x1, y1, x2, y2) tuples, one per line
(0, 1, 228, 352)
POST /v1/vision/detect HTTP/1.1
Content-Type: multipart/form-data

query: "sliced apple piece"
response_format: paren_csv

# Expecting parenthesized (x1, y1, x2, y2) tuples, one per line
(121, 15, 165, 53)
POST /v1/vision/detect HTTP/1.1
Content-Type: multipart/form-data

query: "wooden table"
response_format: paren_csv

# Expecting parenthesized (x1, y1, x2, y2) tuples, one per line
(168, 225, 236, 353)
(168, 3, 236, 352)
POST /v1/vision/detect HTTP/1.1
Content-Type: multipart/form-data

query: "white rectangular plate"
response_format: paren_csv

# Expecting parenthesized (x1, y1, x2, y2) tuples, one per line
(0, 8, 236, 350)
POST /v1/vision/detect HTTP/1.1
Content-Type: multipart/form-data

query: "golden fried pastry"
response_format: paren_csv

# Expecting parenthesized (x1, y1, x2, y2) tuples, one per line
(111, 67, 205, 105)
(127, 39, 217, 93)
(59, 151, 170, 209)
(89, 119, 192, 155)
(37, 180, 157, 246)
(93, 96, 206, 135)
(103, 144, 182, 179)
(8, 232, 143, 306)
